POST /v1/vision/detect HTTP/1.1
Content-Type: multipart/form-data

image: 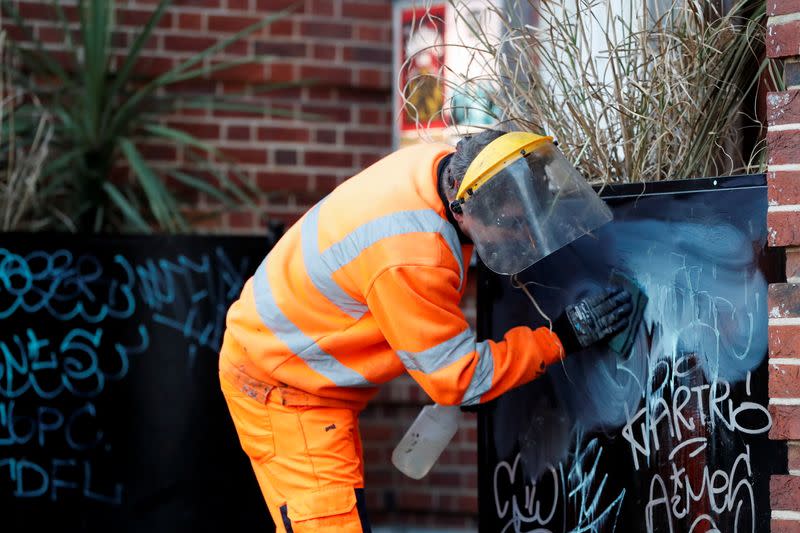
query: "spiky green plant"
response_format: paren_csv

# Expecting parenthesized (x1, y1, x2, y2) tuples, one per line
(0, 28, 53, 231)
(425, 0, 782, 183)
(2, 0, 293, 232)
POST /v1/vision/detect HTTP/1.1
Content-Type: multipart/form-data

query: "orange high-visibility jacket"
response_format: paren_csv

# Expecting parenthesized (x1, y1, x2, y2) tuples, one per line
(221, 143, 564, 409)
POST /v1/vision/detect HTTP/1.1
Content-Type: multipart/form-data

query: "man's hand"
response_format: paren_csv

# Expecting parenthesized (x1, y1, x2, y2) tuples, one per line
(553, 287, 633, 354)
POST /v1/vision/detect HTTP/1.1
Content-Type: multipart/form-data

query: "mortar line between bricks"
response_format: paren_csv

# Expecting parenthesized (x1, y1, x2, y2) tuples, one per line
(790, 469, 800, 476)
(769, 164, 800, 172)
(769, 123, 800, 131)
(770, 318, 800, 326)
(770, 398, 800, 405)
(769, 205, 800, 212)
(769, 12, 800, 24)
(772, 358, 800, 365)
(773, 510, 800, 520)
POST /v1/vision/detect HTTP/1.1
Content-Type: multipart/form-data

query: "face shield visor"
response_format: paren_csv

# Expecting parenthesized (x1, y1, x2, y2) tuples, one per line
(457, 135, 612, 275)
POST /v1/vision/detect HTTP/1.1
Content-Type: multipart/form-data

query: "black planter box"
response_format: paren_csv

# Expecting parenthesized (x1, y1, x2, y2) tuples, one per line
(0, 233, 276, 532)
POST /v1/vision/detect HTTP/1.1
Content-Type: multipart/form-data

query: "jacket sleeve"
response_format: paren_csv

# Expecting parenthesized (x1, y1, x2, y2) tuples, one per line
(366, 264, 565, 406)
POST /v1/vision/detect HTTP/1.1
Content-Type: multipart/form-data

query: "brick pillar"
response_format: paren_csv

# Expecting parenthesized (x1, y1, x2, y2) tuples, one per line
(766, 3, 800, 532)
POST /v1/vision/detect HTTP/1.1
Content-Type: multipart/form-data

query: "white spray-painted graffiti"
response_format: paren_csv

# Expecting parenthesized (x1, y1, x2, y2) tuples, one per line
(493, 434, 625, 533)
(645, 444, 756, 533)
(487, 189, 774, 532)
(623, 366, 771, 471)
(625, 363, 770, 533)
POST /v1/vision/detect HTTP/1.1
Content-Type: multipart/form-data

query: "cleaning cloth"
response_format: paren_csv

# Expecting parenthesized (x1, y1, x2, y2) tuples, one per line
(607, 271, 647, 360)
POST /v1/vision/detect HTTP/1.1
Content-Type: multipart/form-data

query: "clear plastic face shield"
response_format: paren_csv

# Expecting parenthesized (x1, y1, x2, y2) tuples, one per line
(460, 141, 613, 275)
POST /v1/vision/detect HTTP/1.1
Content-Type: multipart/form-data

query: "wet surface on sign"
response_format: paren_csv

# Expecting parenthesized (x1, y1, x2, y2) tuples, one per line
(477, 176, 787, 533)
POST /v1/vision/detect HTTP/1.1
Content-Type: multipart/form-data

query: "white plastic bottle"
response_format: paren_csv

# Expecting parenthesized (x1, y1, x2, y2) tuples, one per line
(391, 404, 462, 479)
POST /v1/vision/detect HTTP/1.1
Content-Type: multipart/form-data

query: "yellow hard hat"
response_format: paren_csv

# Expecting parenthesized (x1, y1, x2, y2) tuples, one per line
(450, 130, 612, 274)
(456, 132, 553, 202)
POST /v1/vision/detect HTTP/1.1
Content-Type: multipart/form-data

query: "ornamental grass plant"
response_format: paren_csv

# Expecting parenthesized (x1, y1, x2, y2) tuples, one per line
(0, 28, 53, 230)
(405, 0, 781, 183)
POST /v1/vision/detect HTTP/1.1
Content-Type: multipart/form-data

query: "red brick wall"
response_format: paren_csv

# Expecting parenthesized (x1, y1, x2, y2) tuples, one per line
(766, 3, 800, 532)
(4, 0, 481, 529)
(360, 383, 479, 530)
(361, 274, 479, 531)
(6, 0, 394, 232)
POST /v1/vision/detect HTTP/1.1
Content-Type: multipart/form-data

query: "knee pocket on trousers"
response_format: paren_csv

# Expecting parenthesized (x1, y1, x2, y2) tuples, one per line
(287, 485, 356, 524)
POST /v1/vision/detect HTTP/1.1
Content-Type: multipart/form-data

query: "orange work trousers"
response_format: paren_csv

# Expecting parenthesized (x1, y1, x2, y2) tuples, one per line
(219, 370, 371, 532)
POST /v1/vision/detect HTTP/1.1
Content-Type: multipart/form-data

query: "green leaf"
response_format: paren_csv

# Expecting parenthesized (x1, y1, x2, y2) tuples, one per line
(4, 0, 292, 233)
(102, 182, 152, 233)
(143, 123, 221, 156)
(164, 55, 276, 85)
(41, 150, 83, 177)
(251, 79, 316, 94)
(119, 137, 176, 231)
(171, 99, 305, 119)
(158, 12, 289, 84)
(0, 0, 70, 80)
(109, 8, 293, 137)
(184, 150, 256, 206)
(169, 170, 237, 206)
(80, 0, 114, 142)
(106, 0, 171, 107)
(51, 107, 91, 148)
(49, 0, 80, 67)
(93, 204, 105, 233)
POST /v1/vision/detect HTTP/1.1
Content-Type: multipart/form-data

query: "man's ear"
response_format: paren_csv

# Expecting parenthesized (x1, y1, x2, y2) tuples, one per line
(446, 166, 456, 192)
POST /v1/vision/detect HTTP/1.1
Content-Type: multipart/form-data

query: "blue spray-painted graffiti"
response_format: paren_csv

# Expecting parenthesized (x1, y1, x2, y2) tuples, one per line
(0, 251, 136, 322)
(1, 327, 149, 399)
(0, 456, 123, 504)
(0, 245, 254, 505)
(1, 400, 103, 449)
(134, 249, 248, 366)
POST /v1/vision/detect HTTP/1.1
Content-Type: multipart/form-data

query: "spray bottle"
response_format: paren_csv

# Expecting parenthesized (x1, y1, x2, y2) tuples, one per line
(391, 403, 461, 479)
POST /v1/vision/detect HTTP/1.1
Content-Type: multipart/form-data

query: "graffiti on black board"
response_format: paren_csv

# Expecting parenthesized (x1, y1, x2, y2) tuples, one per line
(0, 235, 278, 533)
(0, 245, 252, 503)
(478, 176, 785, 533)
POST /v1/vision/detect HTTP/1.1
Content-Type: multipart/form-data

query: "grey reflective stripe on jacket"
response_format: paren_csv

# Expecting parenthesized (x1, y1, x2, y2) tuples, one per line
(461, 341, 494, 405)
(302, 203, 465, 323)
(319, 208, 465, 291)
(398, 328, 495, 406)
(252, 258, 373, 387)
(301, 203, 369, 319)
(396, 327, 475, 373)
(252, 203, 465, 387)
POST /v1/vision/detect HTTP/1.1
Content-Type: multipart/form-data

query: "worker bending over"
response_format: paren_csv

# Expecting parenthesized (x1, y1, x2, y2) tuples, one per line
(219, 130, 632, 532)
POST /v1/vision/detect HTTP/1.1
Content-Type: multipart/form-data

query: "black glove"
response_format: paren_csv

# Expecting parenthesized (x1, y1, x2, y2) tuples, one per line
(553, 287, 633, 354)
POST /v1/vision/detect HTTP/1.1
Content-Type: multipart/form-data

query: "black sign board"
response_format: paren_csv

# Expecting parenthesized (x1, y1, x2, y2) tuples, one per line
(0, 234, 275, 532)
(477, 175, 787, 533)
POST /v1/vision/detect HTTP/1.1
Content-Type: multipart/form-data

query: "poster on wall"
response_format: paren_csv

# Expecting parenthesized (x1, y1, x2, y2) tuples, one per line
(476, 175, 787, 532)
(395, 3, 447, 134)
(392, 1, 509, 147)
(446, 0, 504, 128)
